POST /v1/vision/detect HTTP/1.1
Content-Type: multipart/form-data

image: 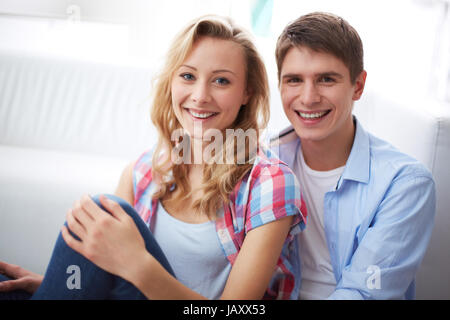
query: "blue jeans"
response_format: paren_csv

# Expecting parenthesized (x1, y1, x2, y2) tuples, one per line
(0, 194, 175, 300)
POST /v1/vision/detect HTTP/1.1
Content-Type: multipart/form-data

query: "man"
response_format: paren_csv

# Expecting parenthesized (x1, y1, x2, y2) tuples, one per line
(271, 12, 436, 299)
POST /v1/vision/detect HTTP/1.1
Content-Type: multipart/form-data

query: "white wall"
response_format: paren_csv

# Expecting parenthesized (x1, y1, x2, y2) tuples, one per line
(1, 0, 448, 106)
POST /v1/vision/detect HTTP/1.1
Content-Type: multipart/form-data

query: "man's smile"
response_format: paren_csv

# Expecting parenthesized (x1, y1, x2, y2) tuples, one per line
(294, 109, 332, 124)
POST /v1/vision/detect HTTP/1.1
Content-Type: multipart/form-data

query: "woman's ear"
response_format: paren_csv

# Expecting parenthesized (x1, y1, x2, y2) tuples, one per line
(242, 88, 252, 106)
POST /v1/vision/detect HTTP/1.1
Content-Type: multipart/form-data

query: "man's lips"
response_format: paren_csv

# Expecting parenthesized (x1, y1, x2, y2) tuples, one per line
(295, 109, 331, 120)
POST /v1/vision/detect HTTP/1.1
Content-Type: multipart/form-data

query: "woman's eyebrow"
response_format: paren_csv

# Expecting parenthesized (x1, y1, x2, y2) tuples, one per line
(180, 64, 236, 76)
(212, 69, 236, 75)
(180, 64, 197, 70)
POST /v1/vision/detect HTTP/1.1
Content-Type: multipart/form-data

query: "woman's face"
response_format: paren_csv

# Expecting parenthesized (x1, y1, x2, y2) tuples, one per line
(171, 36, 250, 140)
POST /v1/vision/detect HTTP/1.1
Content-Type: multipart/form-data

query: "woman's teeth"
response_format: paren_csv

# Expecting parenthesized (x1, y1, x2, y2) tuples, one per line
(188, 109, 217, 119)
(298, 110, 329, 119)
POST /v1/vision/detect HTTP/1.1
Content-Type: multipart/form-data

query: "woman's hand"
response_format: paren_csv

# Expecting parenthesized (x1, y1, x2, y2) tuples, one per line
(0, 261, 43, 294)
(61, 194, 148, 282)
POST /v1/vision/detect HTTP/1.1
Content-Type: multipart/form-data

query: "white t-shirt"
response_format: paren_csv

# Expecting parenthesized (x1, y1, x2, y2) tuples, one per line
(293, 149, 345, 300)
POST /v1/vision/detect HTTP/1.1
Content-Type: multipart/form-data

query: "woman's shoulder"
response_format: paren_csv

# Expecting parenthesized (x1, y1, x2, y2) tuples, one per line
(248, 146, 299, 183)
(134, 148, 154, 169)
(133, 147, 159, 180)
(132, 148, 157, 196)
(232, 146, 302, 208)
(233, 146, 306, 236)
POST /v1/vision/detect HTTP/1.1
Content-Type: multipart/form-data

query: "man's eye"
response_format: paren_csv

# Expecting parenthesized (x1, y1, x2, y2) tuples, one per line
(181, 73, 195, 81)
(319, 76, 335, 83)
(214, 77, 230, 85)
(287, 77, 301, 83)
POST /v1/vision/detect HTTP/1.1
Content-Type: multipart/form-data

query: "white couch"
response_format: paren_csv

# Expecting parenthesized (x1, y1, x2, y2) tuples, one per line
(0, 49, 449, 299)
(0, 49, 157, 276)
(353, 93, 450, 299)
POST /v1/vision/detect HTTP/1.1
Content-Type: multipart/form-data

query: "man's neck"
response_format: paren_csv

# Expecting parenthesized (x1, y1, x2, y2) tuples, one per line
(300, 121, 356, 172)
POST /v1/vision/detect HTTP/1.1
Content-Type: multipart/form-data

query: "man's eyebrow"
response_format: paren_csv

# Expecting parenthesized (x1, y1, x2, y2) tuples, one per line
(281, 71, 344, 79)
(318, 71, 344, 79)
(281, 73, 301, 79)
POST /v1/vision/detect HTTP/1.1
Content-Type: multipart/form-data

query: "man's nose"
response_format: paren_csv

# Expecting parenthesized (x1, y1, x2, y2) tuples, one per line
(300, 82, 321, 107)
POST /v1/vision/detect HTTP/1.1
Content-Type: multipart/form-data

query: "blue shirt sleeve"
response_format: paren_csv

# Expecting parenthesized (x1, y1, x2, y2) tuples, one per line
(328, 173, 436, 300)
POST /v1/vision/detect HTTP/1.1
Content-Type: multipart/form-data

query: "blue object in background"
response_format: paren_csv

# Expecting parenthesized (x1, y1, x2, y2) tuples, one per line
(251, 0, 274, 37)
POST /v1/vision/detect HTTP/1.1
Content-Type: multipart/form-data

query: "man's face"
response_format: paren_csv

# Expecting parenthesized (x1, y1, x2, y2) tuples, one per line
(279, 46, 366, 146)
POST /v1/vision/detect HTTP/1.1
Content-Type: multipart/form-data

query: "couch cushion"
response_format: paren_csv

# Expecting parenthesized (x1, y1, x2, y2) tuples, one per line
(0, 50, 157, 159)
(354, 92, 450, 299)
(0, 145, 129, 274)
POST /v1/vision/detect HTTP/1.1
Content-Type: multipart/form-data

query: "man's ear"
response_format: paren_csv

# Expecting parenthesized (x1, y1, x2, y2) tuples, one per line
(352, 70, 367, 101)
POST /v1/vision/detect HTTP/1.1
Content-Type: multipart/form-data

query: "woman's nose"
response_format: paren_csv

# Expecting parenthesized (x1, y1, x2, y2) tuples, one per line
(191, 81, 211, 104)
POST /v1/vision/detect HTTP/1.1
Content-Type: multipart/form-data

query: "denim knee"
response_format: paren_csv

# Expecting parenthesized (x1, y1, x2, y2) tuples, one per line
(89, 194, 175, 278)
(90, 194, 136, 218)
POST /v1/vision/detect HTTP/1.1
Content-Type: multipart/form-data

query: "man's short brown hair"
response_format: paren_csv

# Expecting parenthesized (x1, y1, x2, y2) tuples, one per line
(275, 12, 364, 84)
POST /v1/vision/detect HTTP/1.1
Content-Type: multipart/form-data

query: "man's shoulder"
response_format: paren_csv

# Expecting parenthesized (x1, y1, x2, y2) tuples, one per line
(367, 132, 433, 181)
(268, 126, 300, 167)
(269, 125, 298, 145)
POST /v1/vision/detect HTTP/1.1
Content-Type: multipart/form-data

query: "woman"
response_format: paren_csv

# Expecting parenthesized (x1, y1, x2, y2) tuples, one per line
(0, 15, 306, 300)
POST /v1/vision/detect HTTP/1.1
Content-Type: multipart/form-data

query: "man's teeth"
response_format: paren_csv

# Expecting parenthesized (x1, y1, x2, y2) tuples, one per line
(188, 110, 216, 118)
(298, 111, 328, 119)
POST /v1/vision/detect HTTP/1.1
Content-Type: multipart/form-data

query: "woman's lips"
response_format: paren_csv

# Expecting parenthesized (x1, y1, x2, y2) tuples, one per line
(184, 108, 219, 121)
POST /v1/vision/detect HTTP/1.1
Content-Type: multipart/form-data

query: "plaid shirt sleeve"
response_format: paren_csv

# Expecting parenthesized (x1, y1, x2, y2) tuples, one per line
(245, 156, 306, 237)
(216, 147, 307, 300)
(134, 147, 307, 300)
(248, 149, 306, 299)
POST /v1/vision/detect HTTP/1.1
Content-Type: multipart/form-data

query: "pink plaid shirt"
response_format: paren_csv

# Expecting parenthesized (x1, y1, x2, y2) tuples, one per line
(132, 147, 307, 299)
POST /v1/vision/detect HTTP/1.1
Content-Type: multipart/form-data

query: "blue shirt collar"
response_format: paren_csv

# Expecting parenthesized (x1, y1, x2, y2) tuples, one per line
(271, 125, 298, 169)
(275, 116, 370, 185)
(340, 117, 370, 185)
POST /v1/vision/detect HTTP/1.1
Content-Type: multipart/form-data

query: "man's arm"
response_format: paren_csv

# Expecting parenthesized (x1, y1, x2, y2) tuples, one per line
(328, 174, 436, 299)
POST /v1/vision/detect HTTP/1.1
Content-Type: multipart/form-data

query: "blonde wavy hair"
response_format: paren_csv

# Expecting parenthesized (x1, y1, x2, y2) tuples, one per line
(150, 15, 270, 218)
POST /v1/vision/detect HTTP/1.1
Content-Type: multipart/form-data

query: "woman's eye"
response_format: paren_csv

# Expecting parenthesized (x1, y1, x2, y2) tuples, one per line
(214, 77, 230, 85)
(181, 73, 195, 81)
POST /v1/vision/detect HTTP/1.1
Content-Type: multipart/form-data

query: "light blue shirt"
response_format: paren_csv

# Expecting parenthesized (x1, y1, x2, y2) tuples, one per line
(271, 117, 436, 299)
(152, 202, 231, 300)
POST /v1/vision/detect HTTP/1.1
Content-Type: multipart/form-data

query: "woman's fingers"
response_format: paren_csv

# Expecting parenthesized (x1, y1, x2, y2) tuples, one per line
(80, 193, 129, 222)
(0, 261, 25, 279)
(66, 208, 87, 240)
(80, 194, 113, 221)
(72, 199, 95, 227)
(61, 225, 84, 255)
(0, 262, 44, 293)
(0, 278, 20, 292)
(0, 278, 28, 292)
(99, 195, 128, 222)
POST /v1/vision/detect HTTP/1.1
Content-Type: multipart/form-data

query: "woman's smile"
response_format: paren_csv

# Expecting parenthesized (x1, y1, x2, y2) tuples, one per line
(171, 36, 250, 138)
(183, 107, 219, 121)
